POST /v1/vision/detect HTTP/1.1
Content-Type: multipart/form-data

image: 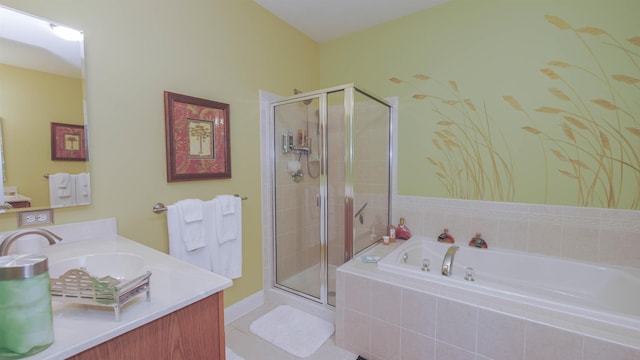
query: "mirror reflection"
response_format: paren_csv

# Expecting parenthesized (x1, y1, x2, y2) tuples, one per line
(0, 5, 90, 211)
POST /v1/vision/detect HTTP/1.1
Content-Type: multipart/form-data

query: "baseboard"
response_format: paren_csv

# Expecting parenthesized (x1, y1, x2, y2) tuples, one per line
(224, 290, 264, 325)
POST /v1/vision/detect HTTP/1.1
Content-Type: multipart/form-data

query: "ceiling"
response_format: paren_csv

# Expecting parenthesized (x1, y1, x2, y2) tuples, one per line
(253, 0, 449, 43)
(0, 5, 83, 78)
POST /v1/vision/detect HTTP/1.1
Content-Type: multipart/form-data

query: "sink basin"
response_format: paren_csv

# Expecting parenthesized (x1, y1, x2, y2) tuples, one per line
(49, 252, 145, 281)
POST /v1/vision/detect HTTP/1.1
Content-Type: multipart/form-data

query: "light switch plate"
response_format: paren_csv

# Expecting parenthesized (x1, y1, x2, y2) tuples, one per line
(17, 209, 54, 228)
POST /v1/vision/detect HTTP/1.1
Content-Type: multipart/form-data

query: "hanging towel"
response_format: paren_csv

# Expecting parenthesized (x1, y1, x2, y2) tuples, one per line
(167, 204, 211, 270)
(74, 173, 91, 205)
(209, 195, 242, 279)
(54, 173, 72, 197)
(48, 173, 76, 208)
(176, 199, 206, 251)
(216, 195, 240, 244)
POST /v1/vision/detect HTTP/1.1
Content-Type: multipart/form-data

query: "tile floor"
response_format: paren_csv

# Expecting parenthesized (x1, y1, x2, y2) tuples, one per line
(225, 302, 357, 360)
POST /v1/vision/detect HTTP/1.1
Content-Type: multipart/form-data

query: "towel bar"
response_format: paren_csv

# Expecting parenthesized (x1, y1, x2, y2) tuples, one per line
(153, 194, 247, 214)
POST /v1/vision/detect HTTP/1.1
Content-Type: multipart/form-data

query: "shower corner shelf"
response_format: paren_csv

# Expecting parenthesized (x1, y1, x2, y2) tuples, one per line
(50, 268, 152, 321)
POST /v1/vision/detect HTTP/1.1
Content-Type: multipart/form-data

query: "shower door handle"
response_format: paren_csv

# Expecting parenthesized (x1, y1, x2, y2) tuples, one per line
(317, 193, 320, 208)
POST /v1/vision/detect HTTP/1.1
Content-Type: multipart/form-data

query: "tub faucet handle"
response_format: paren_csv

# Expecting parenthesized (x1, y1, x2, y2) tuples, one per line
(421, 259, 430, 272)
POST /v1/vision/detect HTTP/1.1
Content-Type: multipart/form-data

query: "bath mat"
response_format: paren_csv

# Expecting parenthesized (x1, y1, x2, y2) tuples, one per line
(249, 305, 335, 358)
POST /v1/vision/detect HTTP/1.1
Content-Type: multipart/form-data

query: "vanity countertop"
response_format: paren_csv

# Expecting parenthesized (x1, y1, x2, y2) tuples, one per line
(26, 235, 232, 359)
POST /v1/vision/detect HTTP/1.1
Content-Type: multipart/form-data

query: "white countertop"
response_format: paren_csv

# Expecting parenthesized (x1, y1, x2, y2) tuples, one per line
(25, 234, 232, 359)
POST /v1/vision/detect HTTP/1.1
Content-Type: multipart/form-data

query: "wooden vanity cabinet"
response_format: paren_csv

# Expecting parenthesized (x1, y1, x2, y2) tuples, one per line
(66, 292, 225, 360)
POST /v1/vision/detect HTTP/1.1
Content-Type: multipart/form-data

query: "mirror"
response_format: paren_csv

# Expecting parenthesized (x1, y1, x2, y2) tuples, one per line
(0, 5, 90, 211)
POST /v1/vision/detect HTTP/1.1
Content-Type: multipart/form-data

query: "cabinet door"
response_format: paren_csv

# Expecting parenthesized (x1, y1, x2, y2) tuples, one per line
(67, 293, 225, 360)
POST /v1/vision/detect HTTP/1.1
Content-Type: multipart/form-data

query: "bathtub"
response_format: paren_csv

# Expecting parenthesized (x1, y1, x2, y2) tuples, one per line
(377, 237, 640, 331)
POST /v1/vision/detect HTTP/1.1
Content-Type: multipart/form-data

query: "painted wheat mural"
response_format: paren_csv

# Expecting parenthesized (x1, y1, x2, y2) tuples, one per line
(391, 14, 640, 209)
(389, 76, 515, 202)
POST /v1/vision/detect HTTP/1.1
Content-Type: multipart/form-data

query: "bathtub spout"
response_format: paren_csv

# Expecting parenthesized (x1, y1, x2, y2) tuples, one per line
(441, 245, 459, 276)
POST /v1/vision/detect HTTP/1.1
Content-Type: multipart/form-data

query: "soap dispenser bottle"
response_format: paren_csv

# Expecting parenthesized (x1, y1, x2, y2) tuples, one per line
(396, 217, 412, 240)
(437, 228, 455, 243)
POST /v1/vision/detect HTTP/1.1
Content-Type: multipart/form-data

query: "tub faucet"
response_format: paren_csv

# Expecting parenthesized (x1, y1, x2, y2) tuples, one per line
(0, 228, 63, 256)
(441, 245, 459, 276)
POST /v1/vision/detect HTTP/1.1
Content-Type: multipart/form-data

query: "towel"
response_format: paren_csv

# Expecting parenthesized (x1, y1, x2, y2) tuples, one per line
(208, 196, 242, 279)
(176, 199, 205, 251)
(48, 173, 76, 208)
(167, 204, 211, 270)
(216, 195, 241, 244)
(74, 173, 91, 205)
(54, 173, 72, 197)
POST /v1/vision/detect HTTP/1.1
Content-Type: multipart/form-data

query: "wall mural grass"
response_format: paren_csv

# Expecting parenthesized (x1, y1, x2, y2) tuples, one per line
(390, 14, 640, 209)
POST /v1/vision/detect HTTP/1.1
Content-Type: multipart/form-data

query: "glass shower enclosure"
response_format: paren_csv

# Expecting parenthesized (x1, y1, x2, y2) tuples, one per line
(272, 84, 391, 306)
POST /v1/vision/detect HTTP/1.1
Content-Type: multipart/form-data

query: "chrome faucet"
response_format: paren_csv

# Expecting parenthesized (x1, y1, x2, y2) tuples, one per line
(0, 228, 63, 256)
(441, 245, 459, 276)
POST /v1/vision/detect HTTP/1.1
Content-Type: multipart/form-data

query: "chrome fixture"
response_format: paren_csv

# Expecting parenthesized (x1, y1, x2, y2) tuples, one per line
(464, 267, 475, 281)
(152, 194, 247, 214)
(0, 228, 62, 256)
(354, 202, 368, 224)
(421, 259, 430, 272)
(441, 245, 459, 276)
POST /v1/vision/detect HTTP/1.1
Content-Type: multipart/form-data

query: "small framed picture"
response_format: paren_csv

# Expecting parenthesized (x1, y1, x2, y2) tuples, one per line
(51, 122, 87, 161)
(163, 91, 231, 181)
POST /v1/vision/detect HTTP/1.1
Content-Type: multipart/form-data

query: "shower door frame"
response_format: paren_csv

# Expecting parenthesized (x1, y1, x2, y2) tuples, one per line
(270, 84, 392, 307)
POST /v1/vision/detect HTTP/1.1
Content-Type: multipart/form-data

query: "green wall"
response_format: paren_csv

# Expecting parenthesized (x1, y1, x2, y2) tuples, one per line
(0, 0, 319, 306)
(320, 0, 640, 209)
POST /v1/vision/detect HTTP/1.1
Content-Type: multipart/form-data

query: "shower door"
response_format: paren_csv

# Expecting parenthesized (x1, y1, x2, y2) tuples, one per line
(273, 85, 391, 307)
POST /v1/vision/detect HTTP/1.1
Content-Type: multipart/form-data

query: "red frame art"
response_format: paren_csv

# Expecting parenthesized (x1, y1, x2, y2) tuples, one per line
(51, 122, 87, 161)
(163, 91, 231, 182)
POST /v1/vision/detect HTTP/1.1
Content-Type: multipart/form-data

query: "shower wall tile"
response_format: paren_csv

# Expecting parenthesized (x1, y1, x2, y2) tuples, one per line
(344, 272, 371, 314)
(496, 217, 528, 251)
(435, 299, 478, 352)
(524, 322, 583, 360)
(393, 196, 640, 270)
(370, 318, 401, 360)
(435, 341, 475, 360)
(598, 228, 640, 268)
(401, 288, 437, 337)
(583, 337, 640, 360)
(342, 309, 371, 358)
(370, 281, 402, 326)
(527, 220, 562, 256)
(401, 329, 436, 360)
(562, 224, 599, 263)
(476, 310, 525, 360)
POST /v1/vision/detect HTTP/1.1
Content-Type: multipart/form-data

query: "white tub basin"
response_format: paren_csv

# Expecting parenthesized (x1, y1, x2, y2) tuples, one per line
(49, 252, 145, 281)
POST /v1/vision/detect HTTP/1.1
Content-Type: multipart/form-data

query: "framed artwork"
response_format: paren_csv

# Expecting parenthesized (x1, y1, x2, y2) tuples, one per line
(163, 91, 231, 182)
(51, 122, 87, 161)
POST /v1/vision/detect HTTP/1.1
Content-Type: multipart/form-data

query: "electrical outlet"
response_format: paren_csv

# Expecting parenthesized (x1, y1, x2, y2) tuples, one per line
(17, 209, 54, 228)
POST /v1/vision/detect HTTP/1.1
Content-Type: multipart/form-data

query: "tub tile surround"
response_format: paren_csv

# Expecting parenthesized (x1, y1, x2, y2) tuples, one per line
(332, 195, 640, 359)
(336, 262, 640, 360)
(393, 195, 640, 269)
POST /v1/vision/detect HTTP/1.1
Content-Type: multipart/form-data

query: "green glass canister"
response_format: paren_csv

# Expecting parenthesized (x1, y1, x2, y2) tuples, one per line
(0, 255, 54, 359)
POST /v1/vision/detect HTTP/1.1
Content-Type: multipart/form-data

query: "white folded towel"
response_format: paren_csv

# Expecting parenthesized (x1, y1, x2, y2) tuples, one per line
(167, 204, 211, 270)
(176, 199, 206, 251)
(54, 173, 72, 197)
(216, 195, 240, 244)
(74, 173, 91, 205)
(209, 196, 242, 279)
(48, 173, 76, 208)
